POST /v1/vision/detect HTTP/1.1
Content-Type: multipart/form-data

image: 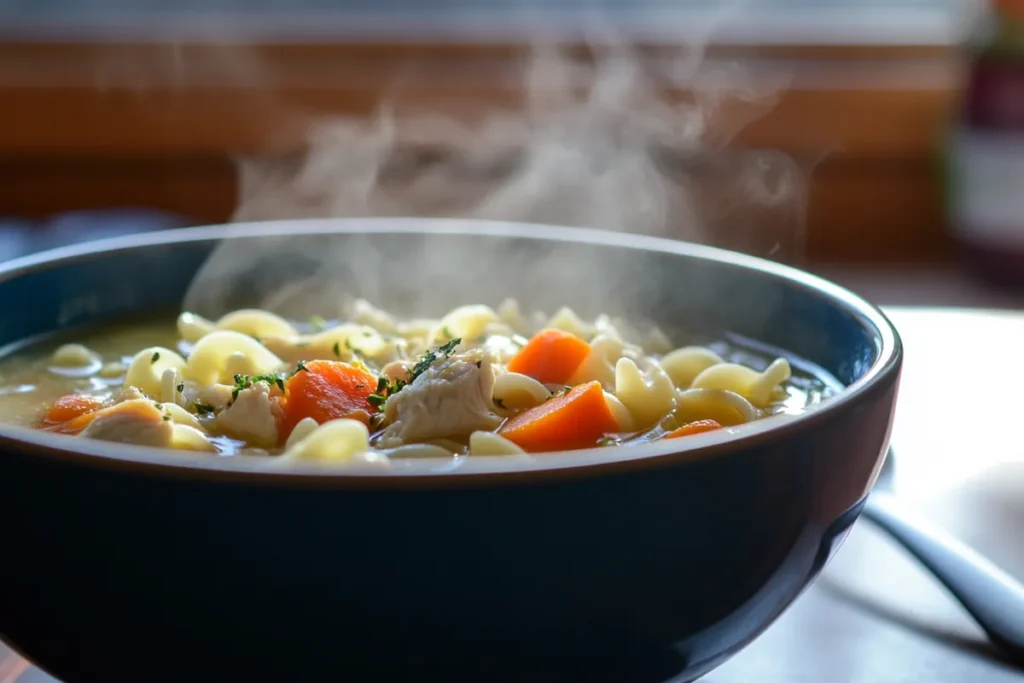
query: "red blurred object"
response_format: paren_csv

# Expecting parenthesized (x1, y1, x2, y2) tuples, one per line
(947, 0, 1024, 287)
(995, 0, 1024, 19)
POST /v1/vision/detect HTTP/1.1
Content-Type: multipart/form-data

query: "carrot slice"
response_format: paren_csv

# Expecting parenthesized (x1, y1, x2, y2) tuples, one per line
(40, 394, 107, 433)
(665, 419, 723, 439)
(44, 398, 159, 436)
(278, 360, 378, 438)
(498, 381, 619, 452)
(506, 329, 591, 385)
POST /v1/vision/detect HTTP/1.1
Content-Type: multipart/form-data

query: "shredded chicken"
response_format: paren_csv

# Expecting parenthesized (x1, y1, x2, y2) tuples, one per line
(195, 383, 234, 412)
(214, 382, 281, 448)
(79, 399, 175, 448)
(379, 349, 501, 448)
(113, 386, 147, 403)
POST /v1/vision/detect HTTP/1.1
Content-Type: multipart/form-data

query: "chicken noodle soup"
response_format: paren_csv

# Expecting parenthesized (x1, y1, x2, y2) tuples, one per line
(0, 300, 836, 466)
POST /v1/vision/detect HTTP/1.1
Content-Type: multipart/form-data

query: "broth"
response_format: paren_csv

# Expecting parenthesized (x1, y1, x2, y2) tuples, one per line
(0, 302, 838, 465)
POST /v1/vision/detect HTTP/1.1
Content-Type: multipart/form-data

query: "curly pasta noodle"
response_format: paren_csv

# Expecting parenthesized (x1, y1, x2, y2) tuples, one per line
(20, 297, 821, 466)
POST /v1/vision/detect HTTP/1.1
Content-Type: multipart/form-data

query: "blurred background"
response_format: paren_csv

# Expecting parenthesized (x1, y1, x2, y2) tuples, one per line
(2, 0, 1022, 304)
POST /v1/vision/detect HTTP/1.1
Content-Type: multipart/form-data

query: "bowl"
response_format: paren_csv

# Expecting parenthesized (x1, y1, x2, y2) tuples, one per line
(0, 219, 901, 683)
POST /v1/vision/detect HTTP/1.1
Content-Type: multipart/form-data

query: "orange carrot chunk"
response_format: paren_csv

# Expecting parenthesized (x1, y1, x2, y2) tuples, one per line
(44, 398, 163, 436)
(665, 419, 723, 439)
(40, 394, 107, 433)
(498, 380, 619, 452)
(278, 360, 378, 439)
(506, 329, 591, 385)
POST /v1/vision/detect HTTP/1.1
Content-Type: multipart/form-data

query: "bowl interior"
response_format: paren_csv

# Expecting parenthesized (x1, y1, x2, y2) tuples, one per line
(0, 221, 882, 389)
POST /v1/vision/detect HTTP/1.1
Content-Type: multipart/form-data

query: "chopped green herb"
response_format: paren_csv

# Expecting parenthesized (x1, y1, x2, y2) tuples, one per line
(332, 341, 342, 358)
(547, 385, 574, 401)
(369, 413, 387, 430)
(193, 401, 215, 416)
(414, 338, 460, 378)
(231, 375, 248, 402)
(309, 315, 327, 332)
(365, 338, 462, 413)
(597, 436, 617, 447)
(162, 414, 171, 422)
(231, 372, 285, 401)
(343, 338, 366, 355)
(150, 351, 160, 364)
(291, 360, 309, 377)
(408, 338, 461, 382)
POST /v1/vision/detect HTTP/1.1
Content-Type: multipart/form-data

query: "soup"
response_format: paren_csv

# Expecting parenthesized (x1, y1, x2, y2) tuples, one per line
(0, 299, 836, 466)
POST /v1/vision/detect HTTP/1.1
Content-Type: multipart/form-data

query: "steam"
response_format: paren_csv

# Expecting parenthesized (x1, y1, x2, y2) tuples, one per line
(231, 40, 803, 242)
(184, 26, 810, 324)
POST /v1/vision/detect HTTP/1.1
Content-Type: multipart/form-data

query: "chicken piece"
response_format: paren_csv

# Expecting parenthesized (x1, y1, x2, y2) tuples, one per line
(79, 399, 175, 448)
(379, 349, 502, 448)
(214, 382, 282, 448)
(113, 385, 148, 403)
(194, 383, 235, 412)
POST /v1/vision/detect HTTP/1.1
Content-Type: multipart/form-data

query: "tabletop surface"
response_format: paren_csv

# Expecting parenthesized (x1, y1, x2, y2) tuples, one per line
(0, 252, 1022, 682)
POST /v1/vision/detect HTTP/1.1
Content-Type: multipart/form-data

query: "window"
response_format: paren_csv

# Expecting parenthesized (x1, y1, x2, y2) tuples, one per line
(0, 0, 966, 46)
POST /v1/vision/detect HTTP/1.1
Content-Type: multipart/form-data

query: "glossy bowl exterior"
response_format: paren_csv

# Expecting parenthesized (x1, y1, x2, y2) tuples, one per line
(0, 220, 901, 683)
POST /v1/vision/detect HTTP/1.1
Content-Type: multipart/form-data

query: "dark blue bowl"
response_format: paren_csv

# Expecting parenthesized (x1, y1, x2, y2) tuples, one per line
(0, 220, 901, 683)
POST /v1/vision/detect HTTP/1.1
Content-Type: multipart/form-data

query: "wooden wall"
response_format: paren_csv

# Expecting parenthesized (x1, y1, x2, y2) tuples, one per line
(0, 41, 960, 263)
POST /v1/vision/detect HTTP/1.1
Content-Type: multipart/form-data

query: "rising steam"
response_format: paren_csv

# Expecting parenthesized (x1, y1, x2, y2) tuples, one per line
(184, 29, 809, 323)
(232, 39, 803, 246)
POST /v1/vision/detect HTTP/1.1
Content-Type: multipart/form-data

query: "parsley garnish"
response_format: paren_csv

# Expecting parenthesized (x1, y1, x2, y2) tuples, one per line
(548, 385, 574, 401)
(409, 338, 461, 381)
(162, 414, 171, 422)
(344, 338, 366, 355)
(291, 360, 309, 377)
(193, 401, 215, 416)
(150, 351, 160, 364)
(366, 338, 463, 413)
(332, 341, 342, 358)
(597, 436, 616, 447)
(309, 315, 327, 332)
(232, 373, 285, 401)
